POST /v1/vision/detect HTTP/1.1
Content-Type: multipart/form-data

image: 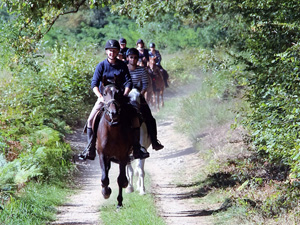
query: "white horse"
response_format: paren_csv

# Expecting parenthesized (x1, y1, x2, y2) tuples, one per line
(126, 89, 151, 195)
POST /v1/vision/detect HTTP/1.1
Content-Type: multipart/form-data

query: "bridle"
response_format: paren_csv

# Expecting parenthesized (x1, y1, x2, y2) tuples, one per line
(104, 99, 121, 126)
(103, 84, 122, 126)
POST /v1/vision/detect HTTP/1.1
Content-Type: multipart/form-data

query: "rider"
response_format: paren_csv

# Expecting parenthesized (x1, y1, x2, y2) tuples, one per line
(126, 48, 164, 151)
(136, 39, 149, 67)
(148, 42, 162, 67)
(148, 42, 169, 87)
(119, 38, 128, 60)
(79, 40, 149, 160)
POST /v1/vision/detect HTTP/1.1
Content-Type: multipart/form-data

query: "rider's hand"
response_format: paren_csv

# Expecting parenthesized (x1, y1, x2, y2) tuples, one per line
(123, 87, 130, 96)
(98, 96, 104, 102)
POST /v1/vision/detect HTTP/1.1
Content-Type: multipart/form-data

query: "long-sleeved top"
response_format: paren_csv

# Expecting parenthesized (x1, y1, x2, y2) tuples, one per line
(129, 66, 149, 92)
(91, 59, 132, 94)
(120, 47, 129, 59)
(148, 50, 162, 66)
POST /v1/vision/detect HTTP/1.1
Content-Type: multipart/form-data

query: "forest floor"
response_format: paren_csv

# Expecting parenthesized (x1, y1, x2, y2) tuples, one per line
(51, 84, 246, 225)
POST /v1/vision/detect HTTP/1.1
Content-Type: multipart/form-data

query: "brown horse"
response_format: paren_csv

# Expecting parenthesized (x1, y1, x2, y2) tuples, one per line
(147, 57, 164, 111)
(94, 76, 134, 208)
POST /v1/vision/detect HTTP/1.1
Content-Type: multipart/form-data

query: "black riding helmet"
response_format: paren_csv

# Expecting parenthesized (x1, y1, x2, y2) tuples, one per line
(149, 42, 155, 48)
(105, 39, 120, 50)
(119, 38, 126, 44)
(126, 48, 139, 57)
(136, 39, 144, 47)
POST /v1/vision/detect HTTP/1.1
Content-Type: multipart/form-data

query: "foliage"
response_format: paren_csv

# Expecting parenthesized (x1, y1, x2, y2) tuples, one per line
(228, 1, 300, 175)
(1, 42, 98, 132)
(0, 126, 73, 193)
(0, 42, 99, 212)
(0, 182, 70, 225)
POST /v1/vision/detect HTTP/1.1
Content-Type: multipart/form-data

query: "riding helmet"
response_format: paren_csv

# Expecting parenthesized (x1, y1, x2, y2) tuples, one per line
(126, 48, 139, 57)
(136, 39, 144, 46)
(149, 42, 155, 48)
(105, 39, 120, 50)
(119, 38, 127, 44)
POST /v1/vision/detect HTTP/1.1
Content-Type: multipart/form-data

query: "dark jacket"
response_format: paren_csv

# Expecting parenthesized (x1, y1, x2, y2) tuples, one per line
(91, 59, 132, 94)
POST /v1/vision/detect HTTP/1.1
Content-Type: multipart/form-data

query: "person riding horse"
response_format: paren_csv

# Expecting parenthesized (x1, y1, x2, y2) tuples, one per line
(126, 48, 164, 151)
(148, 42, 169, 87)
(119, 38, 128, 60)
(136, 39, 149, 67)
(79, 39, 149, 160)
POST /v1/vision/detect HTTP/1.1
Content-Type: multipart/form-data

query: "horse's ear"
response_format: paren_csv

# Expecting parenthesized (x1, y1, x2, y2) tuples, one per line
(102, 75, 108, 86)
(114, 74, 121, 87)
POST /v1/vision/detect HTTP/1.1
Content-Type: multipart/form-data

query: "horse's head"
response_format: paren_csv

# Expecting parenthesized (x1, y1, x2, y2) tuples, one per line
(102, 76, 122, 125)
(149, 56, 156, 69)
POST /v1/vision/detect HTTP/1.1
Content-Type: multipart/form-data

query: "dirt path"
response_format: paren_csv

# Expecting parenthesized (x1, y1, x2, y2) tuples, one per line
(145, 117, 218, 225)
(52, 85, 222, 225)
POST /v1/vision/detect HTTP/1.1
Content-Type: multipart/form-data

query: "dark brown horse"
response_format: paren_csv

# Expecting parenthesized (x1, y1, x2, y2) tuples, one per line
(147, 57, 164, 111)
(94, 76, 134, 208)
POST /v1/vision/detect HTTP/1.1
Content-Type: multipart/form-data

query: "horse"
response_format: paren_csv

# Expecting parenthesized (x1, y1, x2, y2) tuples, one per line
(126, 89, 152, 195)
(147, 56, 164, 111)
(95, 76, 135, 208)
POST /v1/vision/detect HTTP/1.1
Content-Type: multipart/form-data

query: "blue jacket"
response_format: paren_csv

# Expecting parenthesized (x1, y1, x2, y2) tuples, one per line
(91, 59, 132, 94)
(148, 50, 162, 66)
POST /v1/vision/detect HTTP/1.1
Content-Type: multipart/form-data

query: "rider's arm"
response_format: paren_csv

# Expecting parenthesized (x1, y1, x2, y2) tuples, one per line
(93, 86, 103, 99)
(123, 64, 133, 95)
(91, 62, 103, 91)
(141, 68, 149, 95)
(124, 87, 131, 96)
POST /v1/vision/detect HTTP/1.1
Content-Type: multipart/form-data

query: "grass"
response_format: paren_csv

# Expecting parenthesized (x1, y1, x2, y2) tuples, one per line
(100, 174, 165, 225)
(0, 181, 72, 225)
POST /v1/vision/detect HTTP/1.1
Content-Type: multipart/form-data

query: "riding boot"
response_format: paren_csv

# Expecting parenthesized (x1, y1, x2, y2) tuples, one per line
(78, 128, 96, 160)
(132, 127, 150, 159)
(147, 118, 164, 151)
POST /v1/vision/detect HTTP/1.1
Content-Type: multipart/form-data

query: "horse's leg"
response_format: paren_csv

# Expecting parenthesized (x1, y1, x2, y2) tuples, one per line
(161, 90, 164, 107)
(99, 153, 112, 199)
(153, 92, 158, 111)
(135, 159, 146, 195)
(117, 161, 128, 208)
(156, 91, 160, 111)
(125, 161, 134, 193)
(152, 92, 156, 110)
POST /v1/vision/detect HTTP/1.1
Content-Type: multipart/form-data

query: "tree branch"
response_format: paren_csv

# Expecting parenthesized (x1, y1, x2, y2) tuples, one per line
(39, 0, 87, 40)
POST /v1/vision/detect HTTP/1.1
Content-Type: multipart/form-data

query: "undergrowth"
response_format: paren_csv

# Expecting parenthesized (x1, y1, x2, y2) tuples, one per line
(0, 182, 71, 225)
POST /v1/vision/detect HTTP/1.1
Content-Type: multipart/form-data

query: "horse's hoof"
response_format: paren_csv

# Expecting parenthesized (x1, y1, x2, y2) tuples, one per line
(126, 186, 134, 193)
(102, 187, 112, 199)
(139, 190, 146, 195)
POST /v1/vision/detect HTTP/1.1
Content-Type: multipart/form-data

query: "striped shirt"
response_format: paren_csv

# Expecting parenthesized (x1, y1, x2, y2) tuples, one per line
(129, 66, 149, 92)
